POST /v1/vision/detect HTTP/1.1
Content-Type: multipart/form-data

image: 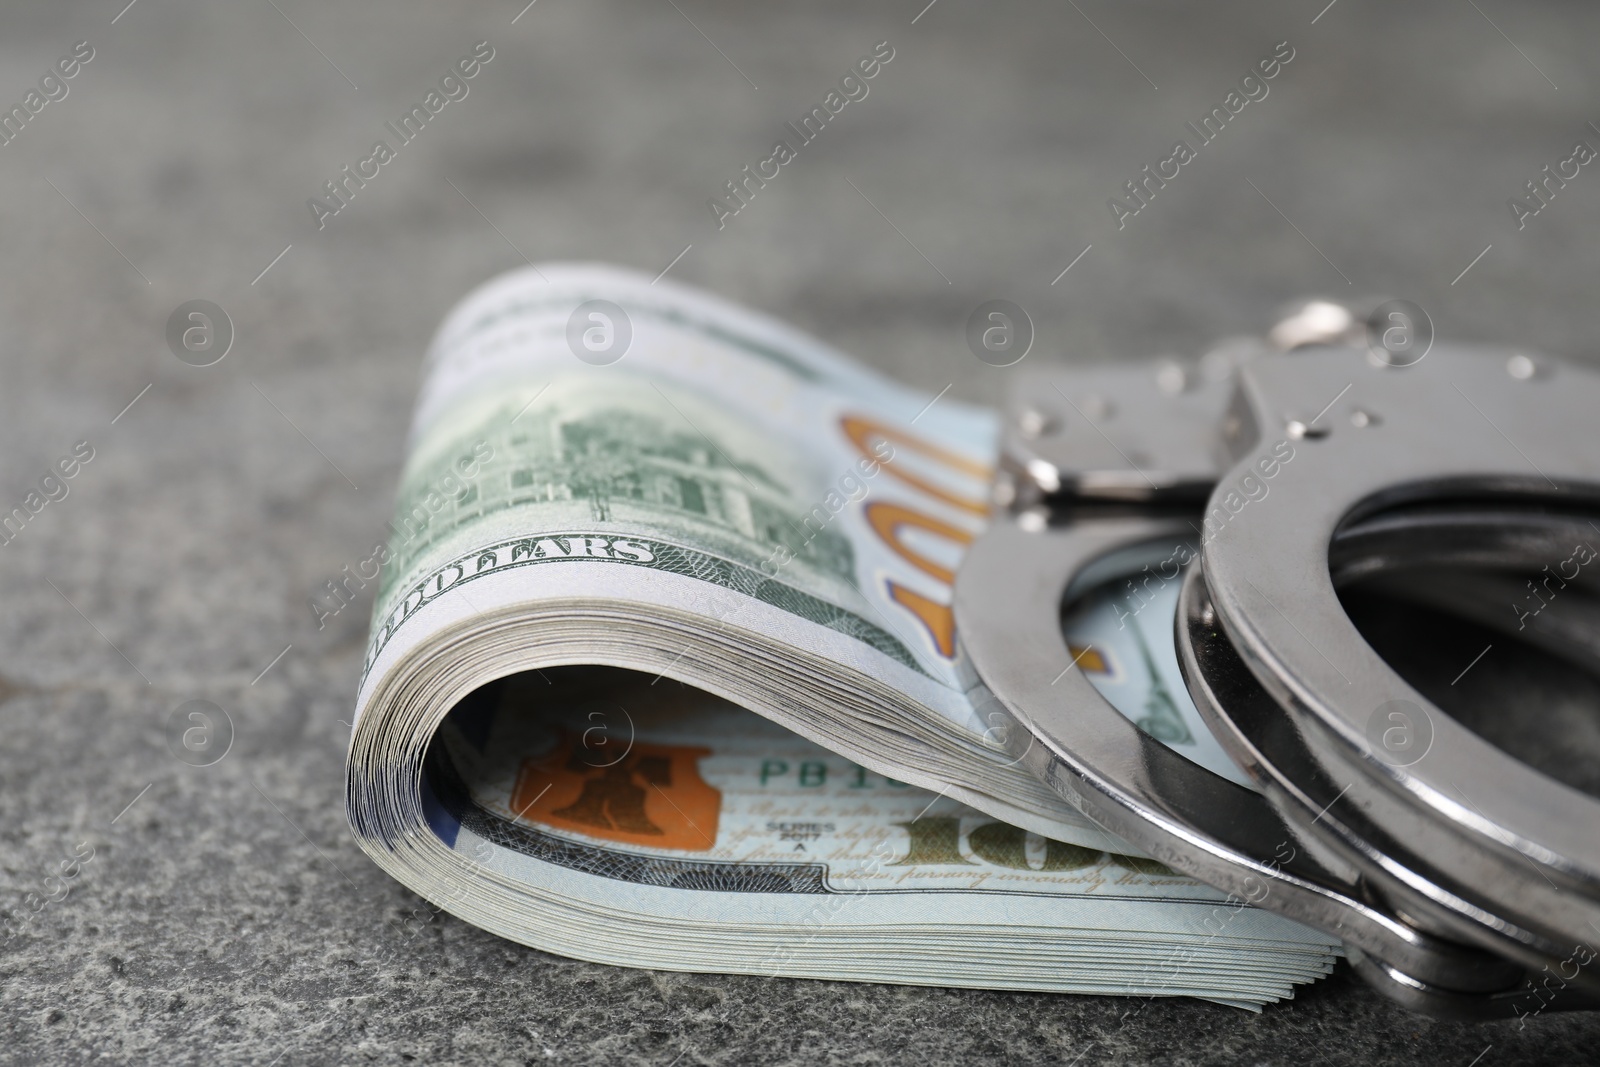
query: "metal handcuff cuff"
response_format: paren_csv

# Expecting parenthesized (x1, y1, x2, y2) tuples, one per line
(955, 303, 1600, 1018)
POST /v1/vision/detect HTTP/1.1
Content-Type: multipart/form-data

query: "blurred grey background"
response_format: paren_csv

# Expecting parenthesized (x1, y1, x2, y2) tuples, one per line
(1, 1, 1598, 1064)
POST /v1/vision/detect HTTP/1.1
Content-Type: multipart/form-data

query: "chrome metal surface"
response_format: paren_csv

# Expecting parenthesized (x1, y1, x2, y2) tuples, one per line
(956, 511, 1537, 1012)
(1180, 560, 1600, 1007)
(960, 333, 1600, 1018)
(997, 361, 1239, 509)
(1195, 344, 1600, 992)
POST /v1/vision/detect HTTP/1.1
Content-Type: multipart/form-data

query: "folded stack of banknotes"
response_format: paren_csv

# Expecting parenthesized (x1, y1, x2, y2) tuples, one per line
(346, 264, 1340, 1009)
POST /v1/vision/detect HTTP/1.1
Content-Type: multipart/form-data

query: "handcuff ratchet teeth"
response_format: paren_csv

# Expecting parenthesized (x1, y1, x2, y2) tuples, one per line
(955, 315, 1600, 1018)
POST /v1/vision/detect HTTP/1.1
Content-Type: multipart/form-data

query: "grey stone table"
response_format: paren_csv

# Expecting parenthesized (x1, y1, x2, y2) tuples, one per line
(2, 1, 1597, 1063)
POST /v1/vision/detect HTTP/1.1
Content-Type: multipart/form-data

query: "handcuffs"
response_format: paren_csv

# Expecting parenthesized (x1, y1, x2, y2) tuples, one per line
(955, 302, 1600, 1018)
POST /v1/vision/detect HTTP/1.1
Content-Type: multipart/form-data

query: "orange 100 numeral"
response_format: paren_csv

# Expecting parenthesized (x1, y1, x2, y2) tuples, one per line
(840, 414, 990, 659)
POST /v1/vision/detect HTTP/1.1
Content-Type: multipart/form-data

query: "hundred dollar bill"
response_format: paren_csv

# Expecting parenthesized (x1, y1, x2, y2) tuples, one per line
(351, 262, 1121, 848)
(388, 668, 1337, 1007)
(345, 263, 1338, 1002)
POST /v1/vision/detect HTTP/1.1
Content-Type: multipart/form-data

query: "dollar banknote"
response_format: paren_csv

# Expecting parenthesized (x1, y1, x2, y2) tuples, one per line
(389, 668, 1336, 1007)
(346, 263, 1338, 1004)
(352, 262, 1119, 846)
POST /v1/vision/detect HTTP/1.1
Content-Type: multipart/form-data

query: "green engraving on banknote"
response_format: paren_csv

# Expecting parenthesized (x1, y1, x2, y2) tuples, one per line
(366, 371, 894, 687)
(384, 399, 854, 603)
(361, 532, 923, 687)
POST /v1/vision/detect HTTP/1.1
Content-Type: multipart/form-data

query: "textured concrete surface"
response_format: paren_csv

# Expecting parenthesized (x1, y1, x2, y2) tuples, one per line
(2, 0, 1598, 1063)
